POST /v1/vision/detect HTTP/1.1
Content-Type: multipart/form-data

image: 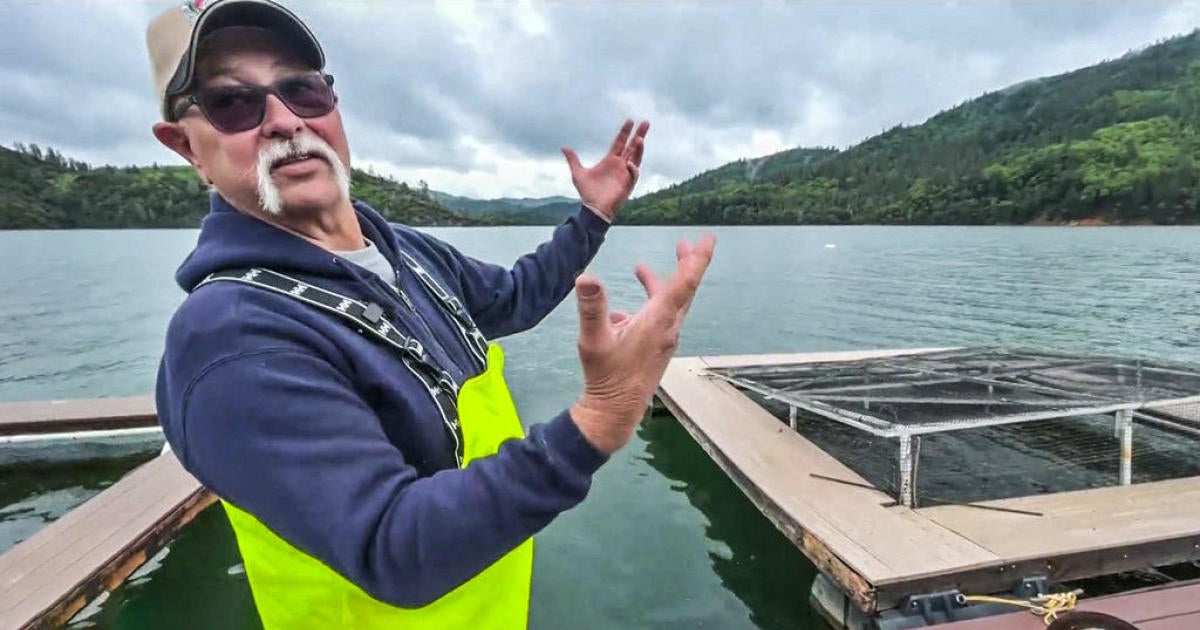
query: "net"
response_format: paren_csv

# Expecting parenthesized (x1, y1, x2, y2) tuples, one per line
(711, 348, 1200, 437)
(712, 349, 1200, 506)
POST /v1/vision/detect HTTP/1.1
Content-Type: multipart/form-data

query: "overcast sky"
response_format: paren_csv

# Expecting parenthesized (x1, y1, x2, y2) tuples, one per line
(2, 1, 1199, 199)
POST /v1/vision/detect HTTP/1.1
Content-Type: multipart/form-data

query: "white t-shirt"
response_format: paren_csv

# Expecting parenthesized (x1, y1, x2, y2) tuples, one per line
(334, 238, 398, 286)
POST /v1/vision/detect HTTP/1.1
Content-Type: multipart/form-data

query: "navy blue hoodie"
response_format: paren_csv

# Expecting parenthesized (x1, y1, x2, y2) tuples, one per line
(156, 193, 611, 607)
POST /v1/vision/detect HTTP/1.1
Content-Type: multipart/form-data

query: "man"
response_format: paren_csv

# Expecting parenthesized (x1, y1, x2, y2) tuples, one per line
(147, 1, 715, 627)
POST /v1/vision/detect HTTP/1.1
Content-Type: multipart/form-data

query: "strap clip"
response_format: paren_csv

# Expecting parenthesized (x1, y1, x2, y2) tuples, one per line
(438, 371, 459, 395)
(445, 296, 469, 320)
(362, 302, 385, 324)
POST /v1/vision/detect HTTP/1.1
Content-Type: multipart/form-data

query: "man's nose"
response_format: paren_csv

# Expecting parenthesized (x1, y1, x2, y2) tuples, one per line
(259, 93, 303, 139)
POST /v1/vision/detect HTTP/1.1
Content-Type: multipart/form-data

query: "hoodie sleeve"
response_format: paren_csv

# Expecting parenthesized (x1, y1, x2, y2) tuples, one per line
(418, 206, 610, 339)
(175, 347, 607, 607)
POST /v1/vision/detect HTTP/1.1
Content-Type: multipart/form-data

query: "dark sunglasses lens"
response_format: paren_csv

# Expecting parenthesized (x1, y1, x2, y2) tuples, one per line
(200, 87, 264, 132)
(277, 76, 335, 117)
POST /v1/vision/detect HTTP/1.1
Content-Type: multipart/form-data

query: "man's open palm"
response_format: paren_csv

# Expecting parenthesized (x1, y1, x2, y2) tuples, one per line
(562, 119, 649, 221)
(570, 235, 717, 454)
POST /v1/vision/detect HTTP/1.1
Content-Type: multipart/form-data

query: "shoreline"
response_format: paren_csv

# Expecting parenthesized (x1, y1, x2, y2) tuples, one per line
(1, 217, 1194, 231)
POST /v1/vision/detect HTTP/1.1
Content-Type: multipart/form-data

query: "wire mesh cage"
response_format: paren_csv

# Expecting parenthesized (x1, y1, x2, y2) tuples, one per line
(709, 349, 1200, 507)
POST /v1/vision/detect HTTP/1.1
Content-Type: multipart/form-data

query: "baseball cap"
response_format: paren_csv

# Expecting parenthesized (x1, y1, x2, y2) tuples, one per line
(146, 0, 325, 121)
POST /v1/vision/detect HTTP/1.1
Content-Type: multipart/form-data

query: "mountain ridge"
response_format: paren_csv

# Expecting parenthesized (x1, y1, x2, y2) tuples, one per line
(622, 30, 1200, 225)
(0, 144, 479, 229)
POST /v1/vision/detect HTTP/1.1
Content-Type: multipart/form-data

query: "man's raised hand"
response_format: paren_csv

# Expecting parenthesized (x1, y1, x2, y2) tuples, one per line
(562, 119, 649, 222)
(569, 235, 716, 454)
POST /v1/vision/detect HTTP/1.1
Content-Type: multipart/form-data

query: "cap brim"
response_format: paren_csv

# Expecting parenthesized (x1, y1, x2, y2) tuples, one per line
(165, 0, 324, 99)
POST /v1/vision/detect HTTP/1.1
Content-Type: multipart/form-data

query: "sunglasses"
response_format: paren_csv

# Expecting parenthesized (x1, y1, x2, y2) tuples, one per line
(171, 73, 338, 133)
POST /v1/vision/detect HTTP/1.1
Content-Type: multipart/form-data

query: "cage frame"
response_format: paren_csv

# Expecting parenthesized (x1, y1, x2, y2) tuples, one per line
(706, 348, 1200, 508)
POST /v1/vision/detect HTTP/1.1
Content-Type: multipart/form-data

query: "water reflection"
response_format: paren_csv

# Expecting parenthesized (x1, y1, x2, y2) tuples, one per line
(638, 412, 832, 630)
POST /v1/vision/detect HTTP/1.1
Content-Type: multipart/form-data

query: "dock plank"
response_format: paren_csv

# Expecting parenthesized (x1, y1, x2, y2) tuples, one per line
(660, 360, 887, 575)
(921, 476, 1200, 562)
(698, 347, 954, 370)
(1141, 616, 1200, 630)
(0, 452, 214, 629)
(659, 355, 998, 611)
(1, 457, 183, 604)
(0, 457, 160, 570)
(0, 396, 157, 436)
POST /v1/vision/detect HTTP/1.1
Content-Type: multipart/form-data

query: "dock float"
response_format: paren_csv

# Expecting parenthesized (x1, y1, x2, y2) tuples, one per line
(655, 348, 1200, 627)
(0, 399, 212, 629)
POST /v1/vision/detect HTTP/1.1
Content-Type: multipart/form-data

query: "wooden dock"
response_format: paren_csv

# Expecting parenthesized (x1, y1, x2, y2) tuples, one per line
(0, 396, 158, 437)
(656, 349, 1200, 614)
(0, 399, 212, 629)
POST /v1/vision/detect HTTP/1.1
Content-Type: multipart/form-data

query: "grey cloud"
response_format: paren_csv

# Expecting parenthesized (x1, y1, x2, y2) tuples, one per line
(0, 1, 1196, 197)
(309, 2, 610, 161)
(297, 3, 480, 142)
(0, 2, 163, 159)
(342, 119, 479, 173)
(0, 3, 157, 86)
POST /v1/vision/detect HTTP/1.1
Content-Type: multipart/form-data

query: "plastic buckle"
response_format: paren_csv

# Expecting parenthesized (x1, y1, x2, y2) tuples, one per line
(405, 338, 425, 359)
(362, 302, 384, 324)
(428, 276, 451, 300)
(439, 371, 459, 395)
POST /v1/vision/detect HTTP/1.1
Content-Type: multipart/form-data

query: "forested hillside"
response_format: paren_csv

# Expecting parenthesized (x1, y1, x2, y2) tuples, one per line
(0, 144, 476, 229)
(624, 31, 1200, 225)
(431, 191, 580, 225)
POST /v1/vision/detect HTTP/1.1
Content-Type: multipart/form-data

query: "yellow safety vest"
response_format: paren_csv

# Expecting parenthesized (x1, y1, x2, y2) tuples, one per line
(221, 343, 532, 628)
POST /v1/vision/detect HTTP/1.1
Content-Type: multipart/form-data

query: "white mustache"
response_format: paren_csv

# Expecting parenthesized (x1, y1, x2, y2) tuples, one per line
(254, 135, 350, 215)
(258, 135, 337, 171)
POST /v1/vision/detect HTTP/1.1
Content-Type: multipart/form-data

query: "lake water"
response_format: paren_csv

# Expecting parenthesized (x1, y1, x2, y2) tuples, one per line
(2, 225, 1198, 629)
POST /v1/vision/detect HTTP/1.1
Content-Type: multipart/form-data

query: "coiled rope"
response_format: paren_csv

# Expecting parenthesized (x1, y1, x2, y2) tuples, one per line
(956, 590, 1080, 625)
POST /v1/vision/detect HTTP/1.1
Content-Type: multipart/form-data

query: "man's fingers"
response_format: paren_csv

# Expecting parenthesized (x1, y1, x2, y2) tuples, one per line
(627, 122, 648, 164)
(635, 120, 650, 140)
(562, 147, 583, 175)
(664, 235, 717, 311)
(676, 239, 691, 261)
(678, 235, 716, 318)
(626, 137, 645, 167)
(609, 119, 634, 156)
(609, 310, 631, 326)
(575, 275, 611, 347)
(627, 162, 639, 184)
(683, 235, 716, 280)
(635, 262, 662, 298)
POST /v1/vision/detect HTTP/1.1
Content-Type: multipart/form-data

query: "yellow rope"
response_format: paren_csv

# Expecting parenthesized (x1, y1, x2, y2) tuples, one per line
(958, 591, 1079, 625)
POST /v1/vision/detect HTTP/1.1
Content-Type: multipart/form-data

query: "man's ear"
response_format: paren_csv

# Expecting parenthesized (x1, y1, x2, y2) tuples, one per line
(152, 121, 202, 171)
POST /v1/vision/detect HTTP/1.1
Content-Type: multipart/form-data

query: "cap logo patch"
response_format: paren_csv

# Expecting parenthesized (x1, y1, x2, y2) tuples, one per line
(180, 0, 208, 23)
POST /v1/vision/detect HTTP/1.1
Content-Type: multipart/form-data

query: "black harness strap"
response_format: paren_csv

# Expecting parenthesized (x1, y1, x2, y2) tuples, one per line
(397, 251, 490, 371)
(197, 267, 466, 466)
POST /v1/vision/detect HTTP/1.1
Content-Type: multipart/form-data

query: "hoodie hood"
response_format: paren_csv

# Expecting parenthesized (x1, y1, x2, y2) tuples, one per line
(175, 193, 401, 292)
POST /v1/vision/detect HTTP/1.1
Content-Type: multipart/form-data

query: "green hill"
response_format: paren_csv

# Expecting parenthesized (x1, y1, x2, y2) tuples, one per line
(0, 144, 478, 229)
(431, 191, 580, 225)
(624, 31, 1200, 225)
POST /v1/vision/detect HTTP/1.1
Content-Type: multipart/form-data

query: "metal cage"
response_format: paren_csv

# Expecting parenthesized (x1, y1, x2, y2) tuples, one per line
(708, 348, 1200, 507)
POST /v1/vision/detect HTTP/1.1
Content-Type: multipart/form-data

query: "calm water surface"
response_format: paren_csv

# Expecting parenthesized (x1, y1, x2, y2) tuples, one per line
(1, 225, 1198, 629)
